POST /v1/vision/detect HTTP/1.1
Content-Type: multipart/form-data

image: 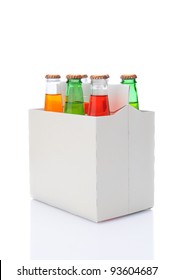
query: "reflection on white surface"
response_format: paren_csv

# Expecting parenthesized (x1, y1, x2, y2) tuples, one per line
(31, 200, 154, 260)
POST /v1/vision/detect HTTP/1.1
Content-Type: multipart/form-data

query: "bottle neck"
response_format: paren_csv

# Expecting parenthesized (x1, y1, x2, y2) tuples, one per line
(121, 78, 137, 93)
(91, 79, 108, 96)
(46, 78, 61, 94)
(121, 78, 136, 85)
(66, 79, 84, 102)
(67, 79, 82, 86)
(121, 78, 138, 106)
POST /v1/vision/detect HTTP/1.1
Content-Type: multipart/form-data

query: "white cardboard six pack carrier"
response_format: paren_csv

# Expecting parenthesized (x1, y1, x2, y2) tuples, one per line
(29, 84, 155, 222)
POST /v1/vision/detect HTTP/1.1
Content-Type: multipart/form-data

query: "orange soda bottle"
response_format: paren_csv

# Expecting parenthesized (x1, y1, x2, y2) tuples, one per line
(44, 74, 63, 112)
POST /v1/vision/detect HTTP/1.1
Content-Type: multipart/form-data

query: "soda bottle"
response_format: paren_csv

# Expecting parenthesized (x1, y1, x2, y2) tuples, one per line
(44, 74, 63, 112)
(88, 74, 110, 116)
(64, 74, 87, 115)
(82, 76, 90, 115)
(120, 74, 139, 109)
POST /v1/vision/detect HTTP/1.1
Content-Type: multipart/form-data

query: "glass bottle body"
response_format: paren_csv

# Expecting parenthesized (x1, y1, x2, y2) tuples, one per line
(64, 79, 84, 115)
(121, 78, 139, 109)
(88, 79, 110, 116)
(44, 78, 63, 112)
(84, 101, 89, 115)
(82, 78, 90, 115)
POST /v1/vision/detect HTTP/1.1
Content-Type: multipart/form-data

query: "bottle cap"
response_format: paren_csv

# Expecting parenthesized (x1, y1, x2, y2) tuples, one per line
(45, 74, 61, 79)
(90, 74, 110, 79)
(66, 74, 88, 79)
(120, 74, 137, 79)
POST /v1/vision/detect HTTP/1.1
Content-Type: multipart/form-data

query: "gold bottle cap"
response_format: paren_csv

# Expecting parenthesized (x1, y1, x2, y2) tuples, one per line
(120, 74, 137, 79)
(90, 74, 110, 79)
(45, 74, 61, 79)
(66, 74, 88, 80)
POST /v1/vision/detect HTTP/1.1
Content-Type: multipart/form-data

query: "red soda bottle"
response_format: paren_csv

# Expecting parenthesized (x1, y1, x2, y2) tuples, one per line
(88, 75, 110, 116)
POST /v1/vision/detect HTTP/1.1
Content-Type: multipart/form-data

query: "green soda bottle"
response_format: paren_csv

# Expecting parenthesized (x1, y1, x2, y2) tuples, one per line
(64, 74, 88, 115)
(120, 74, 139, 109)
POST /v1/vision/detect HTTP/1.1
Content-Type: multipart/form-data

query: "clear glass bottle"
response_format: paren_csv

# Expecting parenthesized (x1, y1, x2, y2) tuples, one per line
(44, 74, 63, 112)
(64, 74, 87, 115)
(82, 76, 90, 115)
(88, 74, 110, 116)
(120, 74, 139, 109)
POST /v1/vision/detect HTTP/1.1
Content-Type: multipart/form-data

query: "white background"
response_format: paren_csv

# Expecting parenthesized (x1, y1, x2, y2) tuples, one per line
(0, 0, 173, 278)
